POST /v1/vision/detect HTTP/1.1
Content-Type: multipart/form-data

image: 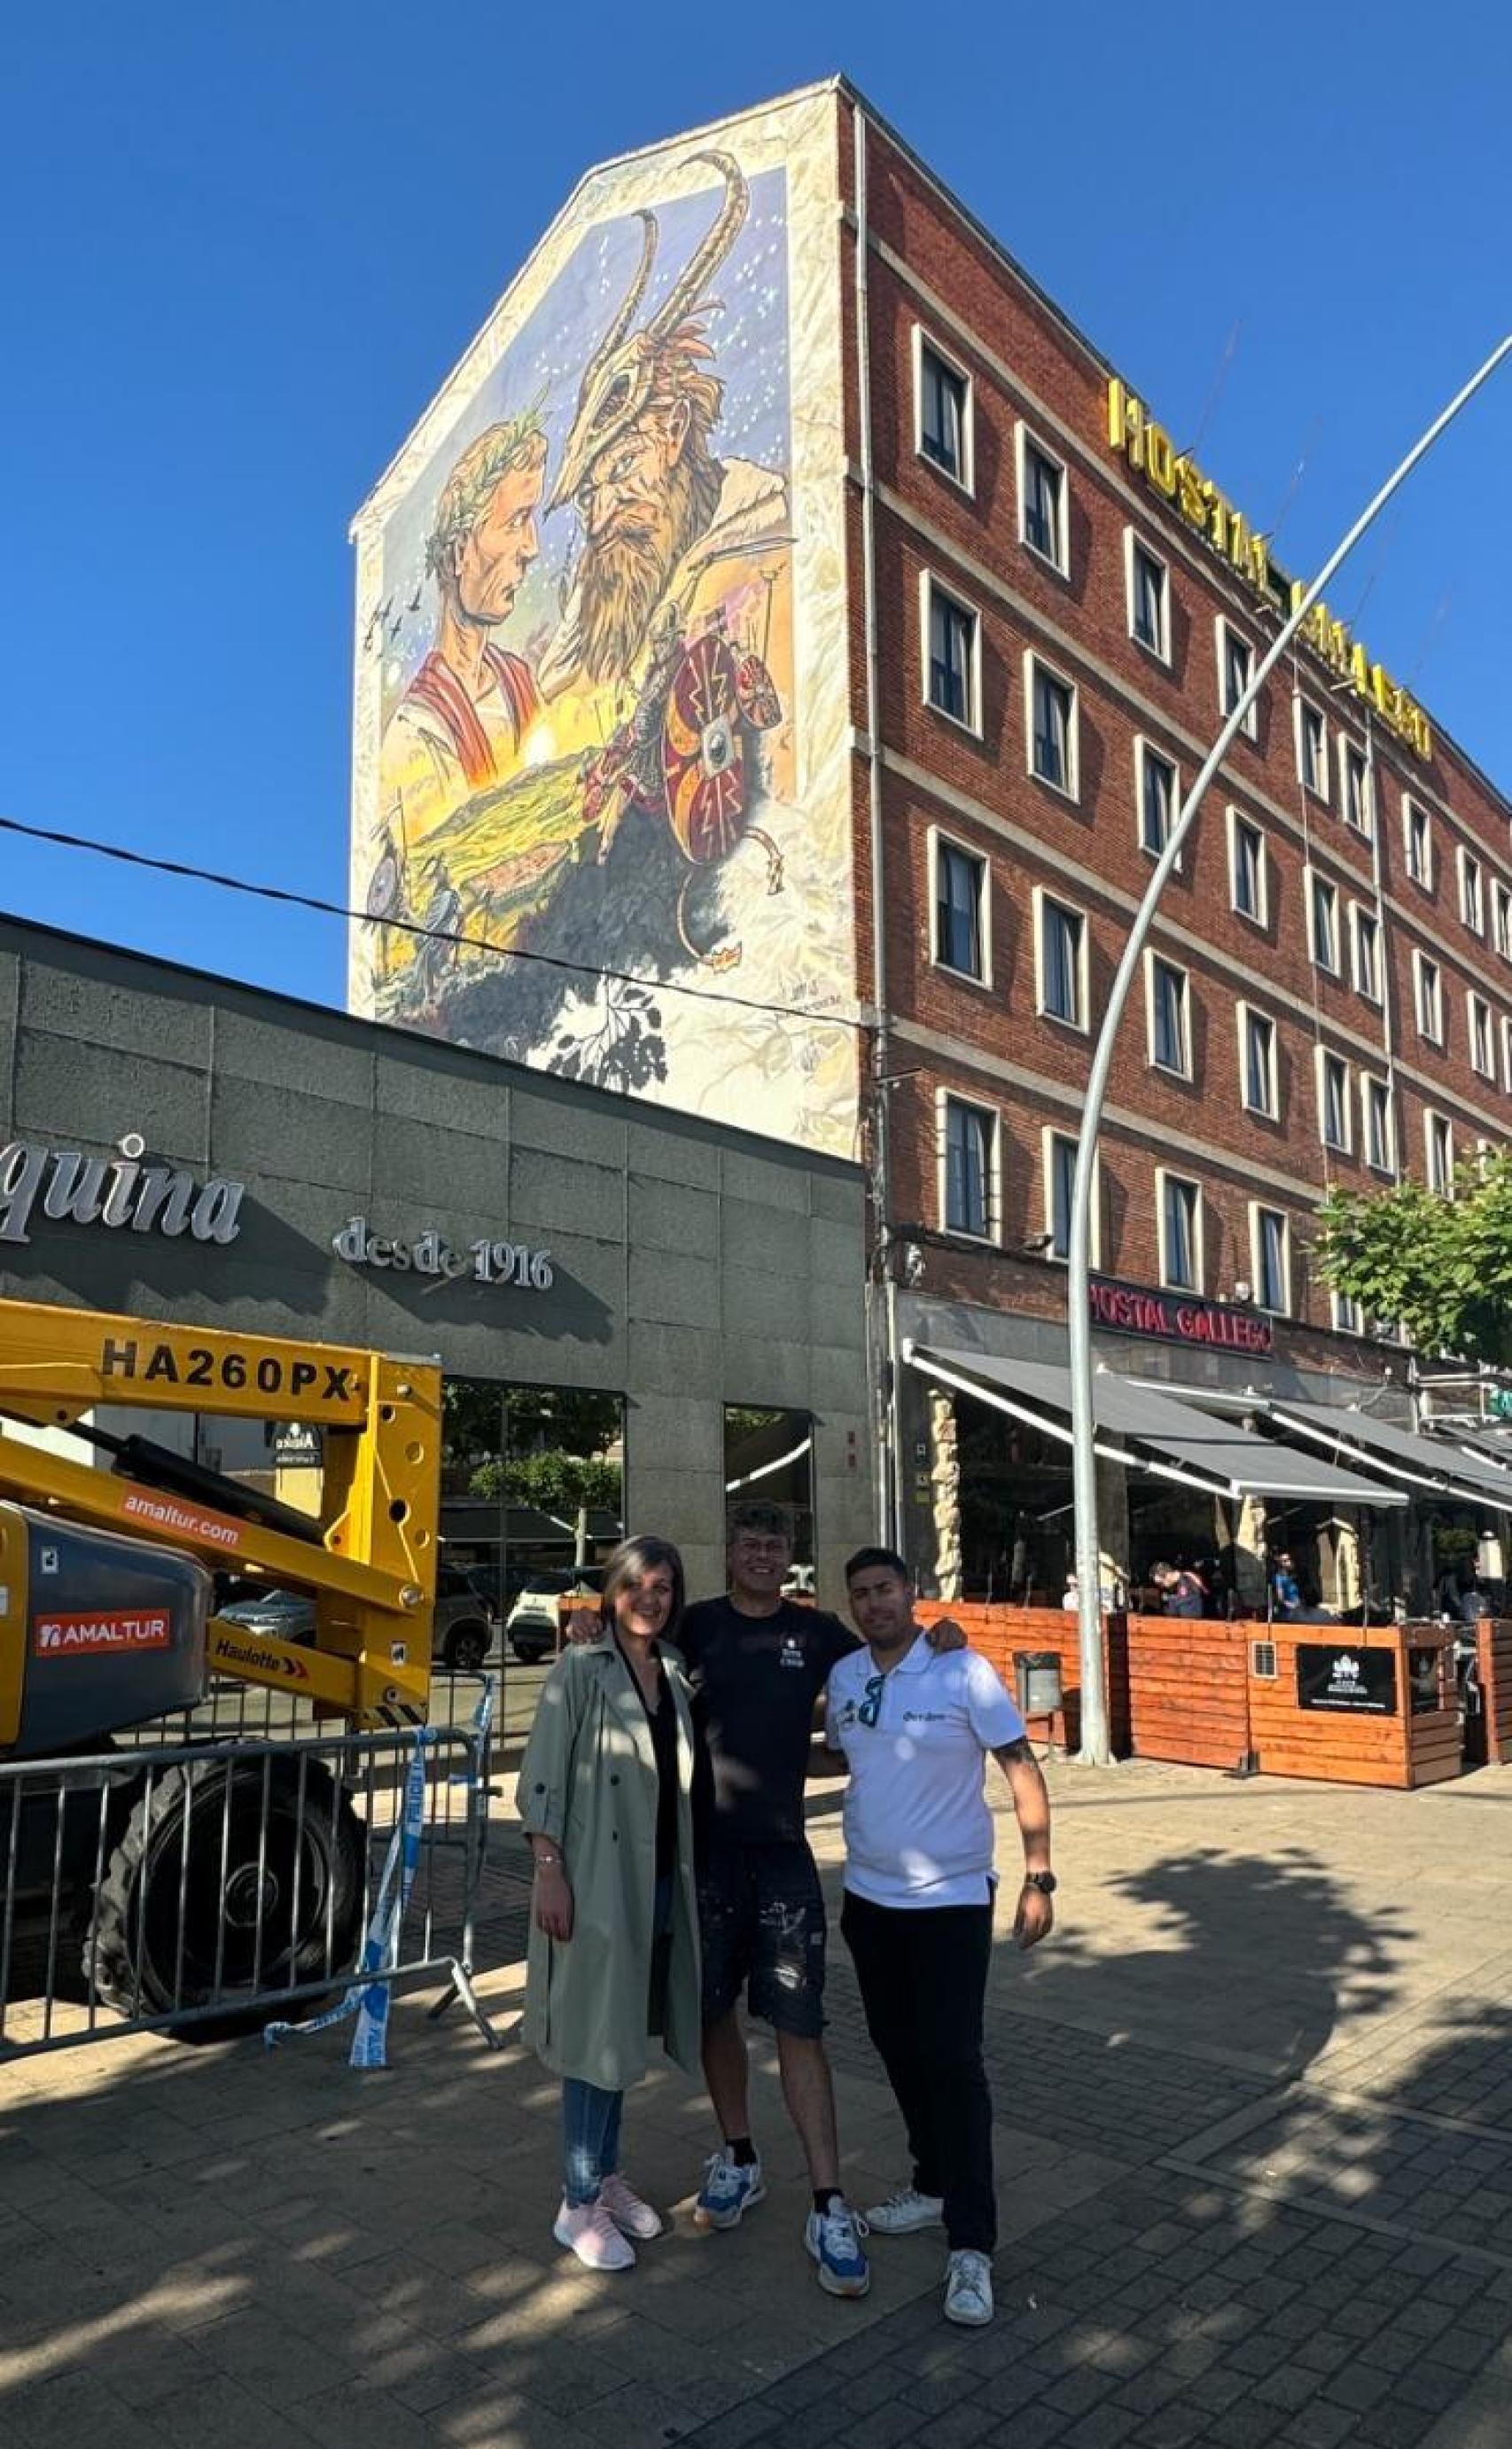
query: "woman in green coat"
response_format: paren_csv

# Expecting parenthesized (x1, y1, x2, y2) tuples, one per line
(516, 1533, 702, 2272)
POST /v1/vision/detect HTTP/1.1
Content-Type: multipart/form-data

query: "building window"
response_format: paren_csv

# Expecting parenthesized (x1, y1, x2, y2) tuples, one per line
(1252, 1206, 1291, 1314)
(1469, 993, 1494, 1079)
(723, 1407, 815, 1566)
(916, 332, 971, 489)
(943, 1096, 998, 1239)
(1027, 656, 1078, 797)
(931, 833, 988, 982)
(1036, 892, 1087, 1028)
(1157, 1172, 1202, 1292)
(1241, 1004, 1278, 1118)
(1319, 1049, 1352, 1153)
(1333, 1291, 1365, 1336)
(1297, 698, 1328, 799)
(1217, 620, 1258, 736)
(1414, 952, 1444, 1044)
(1460, 849, 1486, 936)
(1308, 873, 1340, 976)
(1341, 739, 1372, 834)
(1126, 534, 1169, 659)
(1148, 955, 1190, 1076)
(924, 577, 980, 731)
(1228, 810, 1266, 925)
(1404, 798, 1432, 887)
(1362, 1075, 1394, 1174)
(1045, 1130, 1098, 1265)
(1503, 1016, 1512, 1095)
(1019, 428, 1068, 573)
(1139, 742, 1179, 859)
(1495, 882, 1512, 961)
(1350, 905, 1382, 1002)
(1426, 1111, 1454, 1195)
(441, 1380, 626, 1626)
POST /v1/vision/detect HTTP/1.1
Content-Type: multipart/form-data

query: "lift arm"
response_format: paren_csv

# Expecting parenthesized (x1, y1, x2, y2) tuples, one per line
(0, 1300, 442, 1723)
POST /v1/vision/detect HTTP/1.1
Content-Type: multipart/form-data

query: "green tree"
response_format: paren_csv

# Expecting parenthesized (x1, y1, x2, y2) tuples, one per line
(1316, 1151, 1512, 1365)
(469, 1451, 621, 1515)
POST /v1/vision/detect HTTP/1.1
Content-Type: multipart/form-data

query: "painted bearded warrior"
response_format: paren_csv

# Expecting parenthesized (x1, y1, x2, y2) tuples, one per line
(379, 409, 548, 845)
(538, 152, 790, 705)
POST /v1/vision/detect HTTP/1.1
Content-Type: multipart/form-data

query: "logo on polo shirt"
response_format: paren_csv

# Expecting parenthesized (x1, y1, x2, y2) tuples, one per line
(779, 1636, 806, 1671)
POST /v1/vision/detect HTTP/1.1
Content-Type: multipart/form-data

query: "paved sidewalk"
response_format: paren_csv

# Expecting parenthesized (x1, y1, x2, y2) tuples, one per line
(1, 1755, 1510, 2447)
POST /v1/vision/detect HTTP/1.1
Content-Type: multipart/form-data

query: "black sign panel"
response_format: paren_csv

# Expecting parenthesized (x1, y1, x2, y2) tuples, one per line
(1296, 1644, 1398, 1716)
(270, 1422, 323, 1471)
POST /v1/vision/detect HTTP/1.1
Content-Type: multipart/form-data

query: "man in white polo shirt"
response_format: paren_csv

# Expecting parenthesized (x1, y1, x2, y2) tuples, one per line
(825, 1547, 1056, 2328)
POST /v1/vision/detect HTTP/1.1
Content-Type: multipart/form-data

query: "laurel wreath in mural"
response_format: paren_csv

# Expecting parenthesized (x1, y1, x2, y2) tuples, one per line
(425, 390, 549, 580)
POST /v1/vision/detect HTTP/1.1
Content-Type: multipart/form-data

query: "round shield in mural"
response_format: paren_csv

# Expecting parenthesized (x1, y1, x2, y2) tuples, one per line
(366, 834, 403, 920)
(663, 633, 747, 865)
(734, 651, 783, 730)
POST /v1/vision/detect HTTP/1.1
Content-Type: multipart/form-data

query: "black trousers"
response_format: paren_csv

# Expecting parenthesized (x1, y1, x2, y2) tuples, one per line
(840, 1888, 996, 2253)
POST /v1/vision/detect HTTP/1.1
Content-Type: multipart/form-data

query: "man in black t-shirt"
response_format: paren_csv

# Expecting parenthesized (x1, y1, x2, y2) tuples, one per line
(681, 1502, 873, 2295)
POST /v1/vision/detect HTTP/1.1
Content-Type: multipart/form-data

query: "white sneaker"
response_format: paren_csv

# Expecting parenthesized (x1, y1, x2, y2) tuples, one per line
(599, 2172, 663, 2241)
(694, 2148, 767, 2230)
(943, 2249, 994, 2325)
(865, 2185, 946, 2235)
(553, 2196, 636, 2271)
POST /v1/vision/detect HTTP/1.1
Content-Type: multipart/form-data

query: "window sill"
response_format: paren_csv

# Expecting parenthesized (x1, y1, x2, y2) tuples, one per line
(1037, 1006, 1088, 1038)
(932, 957, 996, 997)
(1022, 538, 1071, 584)
(1130, 630, 1173, 671)
(926, 698, 984, 743)
(916, 444, 975, 502)
(1029, 766, 1079, 806)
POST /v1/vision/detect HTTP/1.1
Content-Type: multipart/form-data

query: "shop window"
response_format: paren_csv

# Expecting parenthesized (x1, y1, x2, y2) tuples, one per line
(916, 331, 972, 488)
(723, 1407, 815, 1578)
(440, 1378, 625, 1626)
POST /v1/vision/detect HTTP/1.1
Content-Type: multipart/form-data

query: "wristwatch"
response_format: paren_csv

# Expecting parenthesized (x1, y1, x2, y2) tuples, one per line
(1022, 1871, 1057, 1895)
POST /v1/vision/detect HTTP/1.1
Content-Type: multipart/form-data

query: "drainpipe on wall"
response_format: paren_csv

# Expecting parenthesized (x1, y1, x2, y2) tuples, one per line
(853, 98, 900, 1549)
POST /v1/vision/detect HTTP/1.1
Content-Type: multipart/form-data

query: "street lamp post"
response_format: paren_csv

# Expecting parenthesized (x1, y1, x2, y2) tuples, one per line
(1068, 336, 1512, 1767)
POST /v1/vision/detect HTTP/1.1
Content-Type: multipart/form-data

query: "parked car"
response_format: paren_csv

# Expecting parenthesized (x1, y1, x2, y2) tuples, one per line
(216, 1564, 496, 1673)
(506, 1566, 604, 1665)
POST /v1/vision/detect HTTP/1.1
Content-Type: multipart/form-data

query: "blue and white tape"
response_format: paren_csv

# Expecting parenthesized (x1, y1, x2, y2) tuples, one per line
(265, 1732, 429, 2067)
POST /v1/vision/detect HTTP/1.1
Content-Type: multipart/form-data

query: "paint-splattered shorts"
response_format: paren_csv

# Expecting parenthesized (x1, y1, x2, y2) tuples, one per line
(698, 1840, 827, 2037)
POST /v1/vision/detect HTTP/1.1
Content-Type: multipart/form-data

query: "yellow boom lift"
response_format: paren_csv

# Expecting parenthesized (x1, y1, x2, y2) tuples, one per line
(0, 1298, 443, 2027)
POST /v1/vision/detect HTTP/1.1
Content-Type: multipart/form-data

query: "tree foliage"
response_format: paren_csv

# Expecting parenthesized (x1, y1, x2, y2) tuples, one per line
(1316, 1152, 1512, 1366)
(469, 1451, 621, 1515)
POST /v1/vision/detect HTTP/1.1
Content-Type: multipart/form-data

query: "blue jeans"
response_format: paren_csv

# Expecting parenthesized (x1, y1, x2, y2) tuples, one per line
(562, 2079, 623, 2208)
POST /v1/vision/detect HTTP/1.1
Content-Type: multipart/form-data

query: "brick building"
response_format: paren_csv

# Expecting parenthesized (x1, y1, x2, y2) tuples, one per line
(351, 79, 1510, 1610)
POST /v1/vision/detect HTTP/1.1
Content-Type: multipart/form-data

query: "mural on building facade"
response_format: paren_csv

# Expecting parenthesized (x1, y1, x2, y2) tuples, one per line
(351, 119, 854, 1157)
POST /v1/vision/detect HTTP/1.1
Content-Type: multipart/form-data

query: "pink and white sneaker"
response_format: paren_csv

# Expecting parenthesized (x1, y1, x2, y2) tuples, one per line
(600, 2173, 663, 2241)
(552, 2196, 636, 2271)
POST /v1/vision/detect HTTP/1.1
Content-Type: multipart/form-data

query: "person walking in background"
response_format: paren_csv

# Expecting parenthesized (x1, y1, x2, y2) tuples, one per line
(516, 1535, 702, 2272)
(1151, 1560, 1205, 1618)
(825, 1548, 1056, 2328)
(1270, 1550, 1303, 1621)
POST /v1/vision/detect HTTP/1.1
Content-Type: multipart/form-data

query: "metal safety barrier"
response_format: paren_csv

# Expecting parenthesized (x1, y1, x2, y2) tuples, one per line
(0, 1703, 498, 2061)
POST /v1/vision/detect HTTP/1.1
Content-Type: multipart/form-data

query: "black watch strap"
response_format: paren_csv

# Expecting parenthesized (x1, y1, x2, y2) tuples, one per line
(1023, 1871, 1057, 1895)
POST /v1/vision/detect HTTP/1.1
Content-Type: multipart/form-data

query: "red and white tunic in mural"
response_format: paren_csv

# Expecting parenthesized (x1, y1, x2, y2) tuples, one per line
(379, 644, 542, 843)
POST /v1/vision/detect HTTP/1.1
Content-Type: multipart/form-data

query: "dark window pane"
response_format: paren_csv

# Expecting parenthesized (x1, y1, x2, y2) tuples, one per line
(921, 349, 965, 479)
(937, 842, 984, 976)
(723, 1406, 815, 1572)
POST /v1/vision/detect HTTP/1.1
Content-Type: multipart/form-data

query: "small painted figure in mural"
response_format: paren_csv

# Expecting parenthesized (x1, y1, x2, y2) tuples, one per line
(379, 407, 549, 849)
(409, 857, 464, 1010)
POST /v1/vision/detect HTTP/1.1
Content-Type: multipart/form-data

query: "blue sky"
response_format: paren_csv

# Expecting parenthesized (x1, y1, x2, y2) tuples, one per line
(4, 4, 1508, 1013)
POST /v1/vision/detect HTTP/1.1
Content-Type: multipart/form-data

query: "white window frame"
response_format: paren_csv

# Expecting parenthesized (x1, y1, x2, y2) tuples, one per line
(1250, 1204, 1293, 1317)
(1043, 1127, 1101, 1267)
(1360, 1074, 1396, 1176)
(927, 825, 993, 990)
(1339, 736, 1373, 836)
(937, 1088, 1002, 1244)
(1025, 651, 1080, 801)
(1295, 696, 1329, 801)
(1316, 1046, 1353, 1155)
(1155, 1168, 1204, 1295)
(1124, 528, 1170, 665)
(1414, 949, 1445, 1045)
(1348, 902, 1383, 1004)
(1459, 846, 1486, 937)
(1425, 1109, 1454, 1196)
(1135, 736, 1181, 865)
(920, 570, 983, 738)
(1237, 1000, 1279, 1119)
(1216, 617, 1259, 739)
(1016, 421, 1070, 579)
(1494, 880, 1512, 963)
(1227, 807, 1268, 929)
(1033, 885, 1089, 1033)
(1144, 949, 1192, 1080)
(1332, 1290, 1365, 1337)
(1306, 870, 1341, 977)
(1469, 991, 1494, 1080)
(912, 324, 975, 496)
(1403, 796, 1433, 891)
(1503, 1016, 1512, 1095)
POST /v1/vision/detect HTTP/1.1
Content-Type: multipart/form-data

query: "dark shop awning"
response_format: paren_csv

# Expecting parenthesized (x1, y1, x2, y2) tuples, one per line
(1132, 1382, 1512, 1515)
(905, 1345, 1406, 1508)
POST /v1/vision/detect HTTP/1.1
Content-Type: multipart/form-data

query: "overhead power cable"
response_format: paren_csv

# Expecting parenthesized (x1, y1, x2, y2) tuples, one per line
(0, 813, 863, 1037)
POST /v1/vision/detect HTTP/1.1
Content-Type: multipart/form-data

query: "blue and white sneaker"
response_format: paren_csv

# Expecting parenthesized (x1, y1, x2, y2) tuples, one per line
(805, 2197, 871, 2297)
(694, 2148, 767, 2230)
